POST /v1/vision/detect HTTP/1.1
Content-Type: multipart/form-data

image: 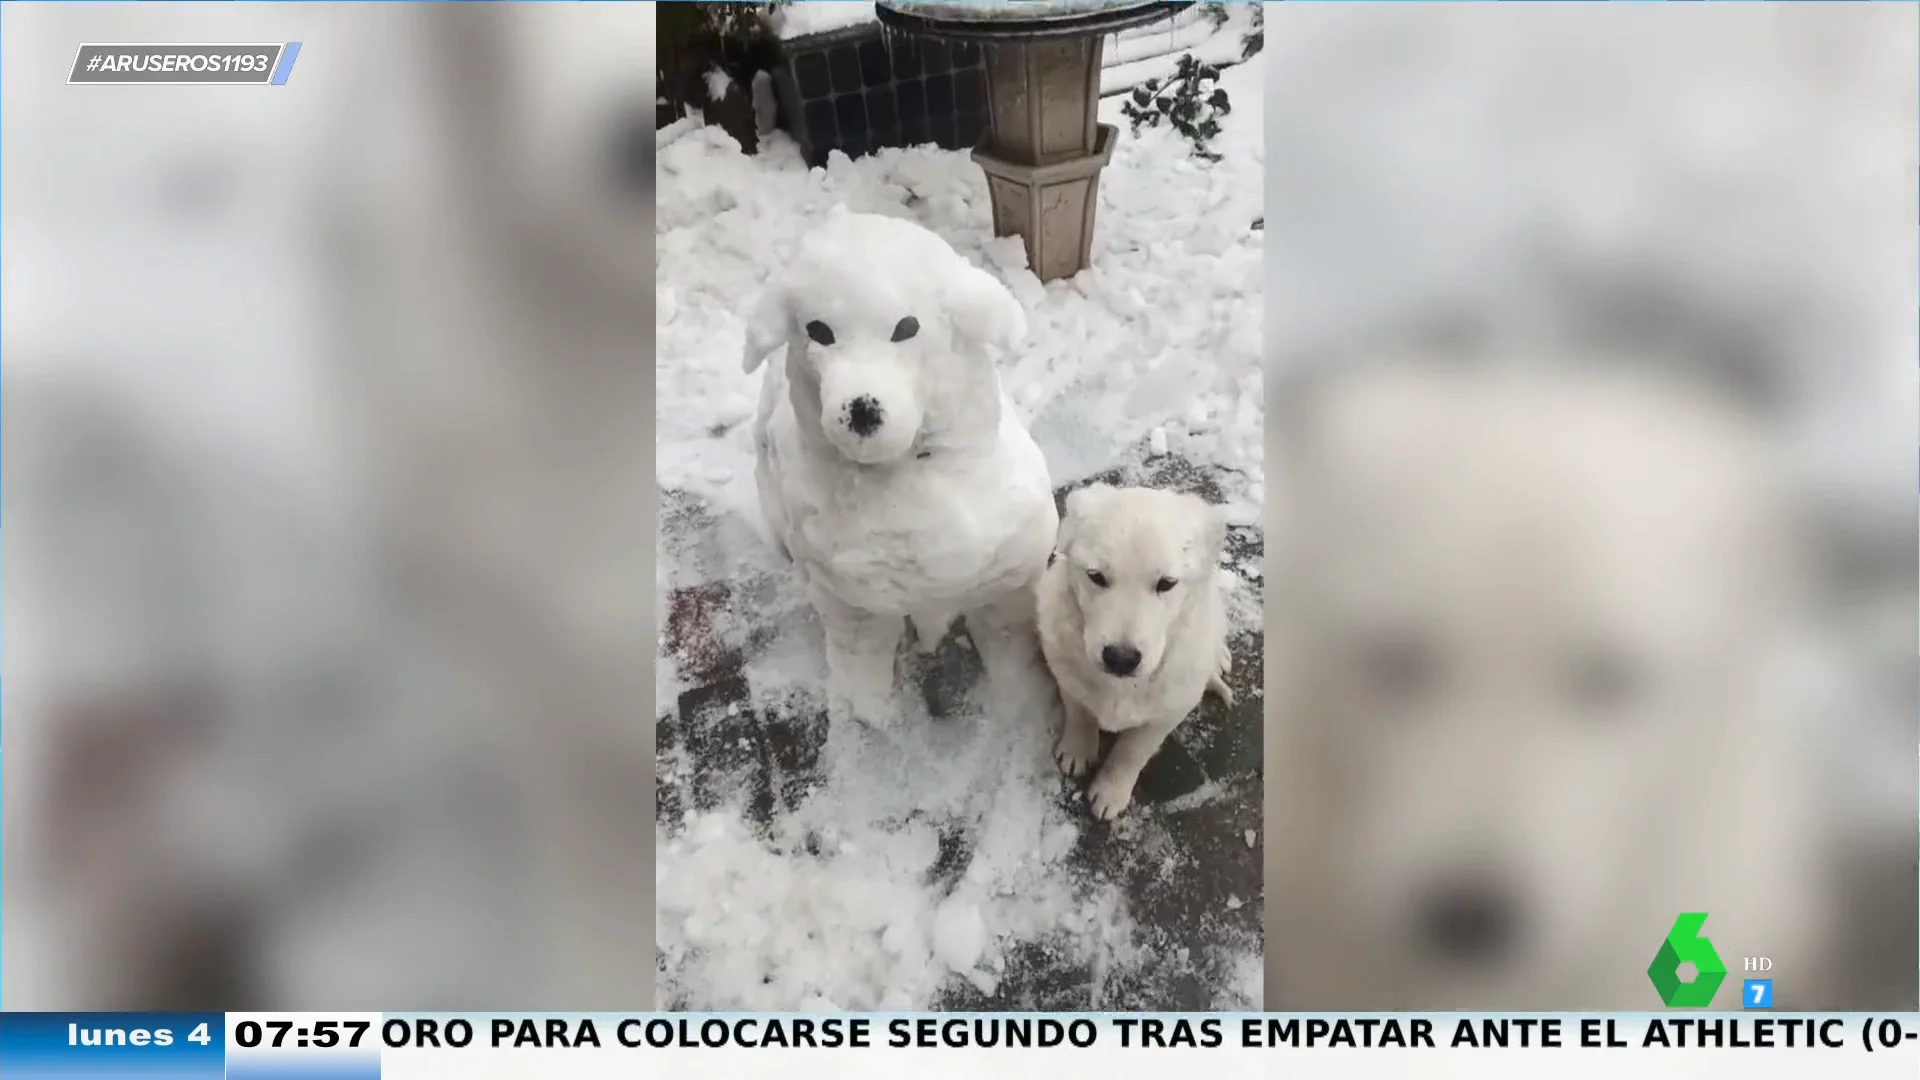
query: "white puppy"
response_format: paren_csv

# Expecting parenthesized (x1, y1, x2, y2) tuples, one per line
(742, 208, 1058, 729)
(1037, 484, 1232, 820)
(1265, 360, 1831, 1009)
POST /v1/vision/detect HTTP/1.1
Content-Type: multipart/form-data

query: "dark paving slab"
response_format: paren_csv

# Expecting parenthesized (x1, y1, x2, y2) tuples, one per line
(658, 450, 1264, 1009)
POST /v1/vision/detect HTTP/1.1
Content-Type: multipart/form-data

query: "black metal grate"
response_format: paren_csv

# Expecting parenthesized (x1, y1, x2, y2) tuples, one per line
(773, 25, 989, 167)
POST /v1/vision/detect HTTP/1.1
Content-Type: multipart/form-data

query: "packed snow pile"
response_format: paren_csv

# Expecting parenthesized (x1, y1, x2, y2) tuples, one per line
(655, 53, 1263, 1010)
(767, 2, 880, 41)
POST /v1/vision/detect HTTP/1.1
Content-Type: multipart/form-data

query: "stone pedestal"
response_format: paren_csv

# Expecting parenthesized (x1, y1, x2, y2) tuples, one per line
(874, 1, 1189, 283)
(974, 123, 1116, 284)
(973, 35, 1115, 282)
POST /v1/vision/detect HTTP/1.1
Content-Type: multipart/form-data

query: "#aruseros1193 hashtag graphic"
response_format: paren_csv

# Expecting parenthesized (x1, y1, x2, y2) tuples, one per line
(68, 43, 302, 85)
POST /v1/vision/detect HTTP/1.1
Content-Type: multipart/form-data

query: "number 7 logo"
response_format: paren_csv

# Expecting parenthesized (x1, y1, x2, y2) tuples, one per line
(1744, 979, 1774, 1009)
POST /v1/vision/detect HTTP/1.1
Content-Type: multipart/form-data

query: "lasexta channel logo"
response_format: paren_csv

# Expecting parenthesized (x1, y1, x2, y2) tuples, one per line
(1647, 912, 1727, 1006)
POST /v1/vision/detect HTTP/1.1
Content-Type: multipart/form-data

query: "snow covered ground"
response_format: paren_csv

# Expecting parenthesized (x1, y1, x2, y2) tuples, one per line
(655, 53, 1263, 1010)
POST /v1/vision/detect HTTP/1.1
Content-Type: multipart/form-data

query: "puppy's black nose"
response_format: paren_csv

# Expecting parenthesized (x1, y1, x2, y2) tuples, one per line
(1100, 644, 1142, 677)
(1417, 878, 1523, 964)
(847, 396, 884, 437)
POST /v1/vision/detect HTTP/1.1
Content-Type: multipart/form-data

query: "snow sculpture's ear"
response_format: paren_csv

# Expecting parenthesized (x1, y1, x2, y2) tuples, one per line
(943, 258, 1027, 353)
(741, 283, 791, 374)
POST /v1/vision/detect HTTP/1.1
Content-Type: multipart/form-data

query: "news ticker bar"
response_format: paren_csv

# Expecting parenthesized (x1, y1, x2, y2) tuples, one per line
(0, 1013, 1916, 1078)
(67, 43, 303, 85)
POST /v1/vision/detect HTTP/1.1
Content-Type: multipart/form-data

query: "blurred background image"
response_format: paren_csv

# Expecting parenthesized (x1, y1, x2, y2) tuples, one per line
(1262, 3, 1917, 1009)
(2, 2, 658, 1008)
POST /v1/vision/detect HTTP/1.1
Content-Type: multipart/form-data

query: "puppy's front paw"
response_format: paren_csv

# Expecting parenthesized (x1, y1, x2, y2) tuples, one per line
(1207, 670, 1234, 708)
(1207, 641, 1235, 706)
(1087, 769, 1135, 821)
(1054, 725, 1099, 779)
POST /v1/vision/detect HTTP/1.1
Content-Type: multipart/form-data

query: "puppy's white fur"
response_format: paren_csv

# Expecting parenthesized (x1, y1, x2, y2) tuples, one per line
(1037, 484, 1231, 820)
(744, 208, 1058, 728)
(1266, 361, 1831, 1009)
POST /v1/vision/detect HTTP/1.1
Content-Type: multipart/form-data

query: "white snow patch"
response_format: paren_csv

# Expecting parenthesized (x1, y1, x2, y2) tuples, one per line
(769, 2, 881, 41)
(932, 893, 987, 974)
(1103, 6, 1260, 97)
(752, 70, 778, 134)
(1223, 950, 1263, 1010)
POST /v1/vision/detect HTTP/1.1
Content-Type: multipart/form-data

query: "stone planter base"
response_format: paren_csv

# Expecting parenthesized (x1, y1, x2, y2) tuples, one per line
(973, 122, 1116, 283)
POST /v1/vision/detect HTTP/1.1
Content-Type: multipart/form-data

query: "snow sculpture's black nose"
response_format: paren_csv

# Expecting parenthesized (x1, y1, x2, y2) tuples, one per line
(848, 396, 884, 437)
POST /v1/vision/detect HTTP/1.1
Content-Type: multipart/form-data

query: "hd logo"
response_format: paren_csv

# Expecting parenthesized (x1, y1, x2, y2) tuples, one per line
(1647, 912, 1727, 1007)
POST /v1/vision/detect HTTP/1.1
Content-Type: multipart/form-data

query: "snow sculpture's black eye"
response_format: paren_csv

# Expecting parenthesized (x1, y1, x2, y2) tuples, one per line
(806, 320, 835, 346)
(891, 316, 919, 342)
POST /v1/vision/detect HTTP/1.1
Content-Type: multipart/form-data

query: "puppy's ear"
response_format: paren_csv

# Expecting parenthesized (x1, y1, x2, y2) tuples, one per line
(1058, 482, 1115, 555)
(741, 284, 790, 374)
(944, 260, 1027, 352)
(1185, 493, 1228, 567)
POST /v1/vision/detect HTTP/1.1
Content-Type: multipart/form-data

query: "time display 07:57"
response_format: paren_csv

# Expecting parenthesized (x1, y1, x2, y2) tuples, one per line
(233, 1020, 371, 1050)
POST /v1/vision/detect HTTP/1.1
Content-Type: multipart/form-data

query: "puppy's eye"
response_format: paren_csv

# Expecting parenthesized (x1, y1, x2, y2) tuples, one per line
(891, 316, 919, 342)
(806, 320, 836, 346)
(1086, 570, 1109, 588)
(1154, 577, 1178, 593)
(1568, 649, 1641, 713)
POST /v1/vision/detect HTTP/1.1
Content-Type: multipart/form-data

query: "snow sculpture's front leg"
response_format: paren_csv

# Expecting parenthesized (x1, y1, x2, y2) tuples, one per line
(809, 582, 905, 729)
(966, 583, 1062, 730)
